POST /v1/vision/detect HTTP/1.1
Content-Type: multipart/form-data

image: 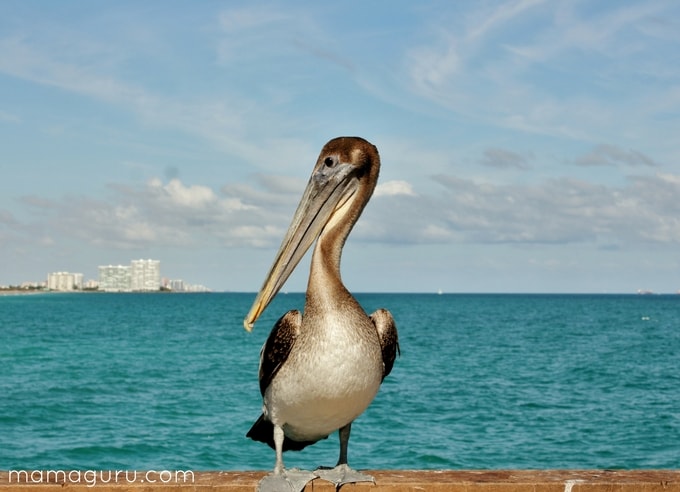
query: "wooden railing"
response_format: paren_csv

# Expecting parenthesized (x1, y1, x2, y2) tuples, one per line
(2, 470, 679, 491)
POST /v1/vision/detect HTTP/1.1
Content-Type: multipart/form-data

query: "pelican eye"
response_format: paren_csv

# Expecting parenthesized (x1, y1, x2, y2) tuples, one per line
(324, 156, 335, 167)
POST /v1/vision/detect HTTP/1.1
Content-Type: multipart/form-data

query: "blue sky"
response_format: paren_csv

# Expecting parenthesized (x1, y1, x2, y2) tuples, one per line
(1, 0, 679, 293)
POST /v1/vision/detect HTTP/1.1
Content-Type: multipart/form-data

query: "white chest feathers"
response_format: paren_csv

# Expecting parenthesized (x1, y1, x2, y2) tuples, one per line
(264, 313, 383, 441)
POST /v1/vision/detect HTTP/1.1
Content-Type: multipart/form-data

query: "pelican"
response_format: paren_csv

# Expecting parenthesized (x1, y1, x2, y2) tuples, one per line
(243, 136, 399, 491)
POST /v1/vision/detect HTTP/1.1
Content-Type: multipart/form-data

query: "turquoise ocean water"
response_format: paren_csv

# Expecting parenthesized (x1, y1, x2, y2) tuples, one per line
(1, 292, 678, 471)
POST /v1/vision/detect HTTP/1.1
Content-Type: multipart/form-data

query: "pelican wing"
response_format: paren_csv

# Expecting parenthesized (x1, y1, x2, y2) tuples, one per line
(370, 308, 400, 380)
(258, 310, 302, 396)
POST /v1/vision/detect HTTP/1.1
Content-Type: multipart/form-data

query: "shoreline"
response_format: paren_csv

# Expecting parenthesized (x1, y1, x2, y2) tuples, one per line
(0, 289, 211, 296)
(0, 290, 52, 296)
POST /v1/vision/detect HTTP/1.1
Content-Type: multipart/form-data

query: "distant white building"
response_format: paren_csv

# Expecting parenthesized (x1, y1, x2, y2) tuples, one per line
(84, 279, 99, 290)
(130, 259, 160, 291)
(47, 272, 83, 291)
(98, 265, 131, 292)
(170, 279, 185, 292)
(98, 259, 161, 292)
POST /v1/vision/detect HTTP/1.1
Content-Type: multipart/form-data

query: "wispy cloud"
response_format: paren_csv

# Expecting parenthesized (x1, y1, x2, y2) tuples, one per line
(0, 209, 21, 248)
(216, 6, 297, 64)
(466, 0, 545, 42)
(402, 1, 680, 147)
(0, 109, 20, 123)
(479, 148, 533, 170)
(0, 30, 316, 171)
(574, 144, 658, 168)
(0, 36, 146, 105)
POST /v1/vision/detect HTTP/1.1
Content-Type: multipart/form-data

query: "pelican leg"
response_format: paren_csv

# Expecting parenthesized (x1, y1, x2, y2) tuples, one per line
(314, 423, 375, 488)
(257, 424, 316, 492)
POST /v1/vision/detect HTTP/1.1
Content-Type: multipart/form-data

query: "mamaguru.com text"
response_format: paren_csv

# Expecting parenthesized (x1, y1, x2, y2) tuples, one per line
(9, 469, 195, 487)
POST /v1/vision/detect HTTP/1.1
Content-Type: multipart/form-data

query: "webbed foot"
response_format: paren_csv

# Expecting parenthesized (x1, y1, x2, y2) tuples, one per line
(257, 468, 317, 492)
(313, 464, 375, 488)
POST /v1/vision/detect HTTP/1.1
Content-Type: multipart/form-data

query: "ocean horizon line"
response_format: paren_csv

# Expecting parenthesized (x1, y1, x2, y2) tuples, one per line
(2, 289, 679, 296)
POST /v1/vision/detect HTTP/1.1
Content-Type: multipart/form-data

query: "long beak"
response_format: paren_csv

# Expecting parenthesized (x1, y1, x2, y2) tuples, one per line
(243, 162, 358, 331)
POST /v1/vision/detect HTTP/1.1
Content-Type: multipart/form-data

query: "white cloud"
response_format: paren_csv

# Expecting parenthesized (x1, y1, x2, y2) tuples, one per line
(150, 178, 219, 209)
(357, 171, 680, 247)
(375, 180, 417, 197)
(7, 167, 680, 290)
(658, 173, 680, 186)
(14, 177, 296, 251)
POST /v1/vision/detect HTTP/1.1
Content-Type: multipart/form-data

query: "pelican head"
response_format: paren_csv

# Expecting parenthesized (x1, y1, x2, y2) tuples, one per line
(244, 136, 380, 331)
